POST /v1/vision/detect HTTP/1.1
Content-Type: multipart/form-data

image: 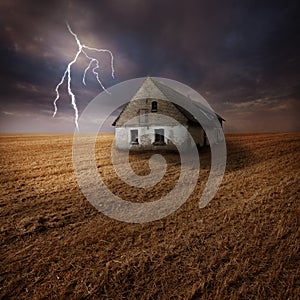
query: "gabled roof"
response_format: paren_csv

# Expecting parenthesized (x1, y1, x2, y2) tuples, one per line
(131, 77, 168, 101)
(152, 78, 225, 122)
(112, 77, 224, 126)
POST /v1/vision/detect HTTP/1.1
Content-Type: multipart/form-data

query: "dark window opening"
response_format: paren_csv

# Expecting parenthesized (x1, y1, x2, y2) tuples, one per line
(130, 129, 139, 144)
(154, 129, 165, 145)
(151, 101, 157, 112)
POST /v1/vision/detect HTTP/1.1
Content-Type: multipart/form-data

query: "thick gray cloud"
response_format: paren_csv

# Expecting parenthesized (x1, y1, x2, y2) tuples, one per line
(0, 0, 299, 132)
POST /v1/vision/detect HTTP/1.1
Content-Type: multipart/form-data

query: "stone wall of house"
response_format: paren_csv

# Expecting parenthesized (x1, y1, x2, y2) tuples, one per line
(115, 125, 192, 151)
(114, 99, 188, 127)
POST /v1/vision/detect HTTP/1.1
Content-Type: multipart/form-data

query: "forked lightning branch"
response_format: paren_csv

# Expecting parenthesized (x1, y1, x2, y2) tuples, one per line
(52, 22, 115, 130)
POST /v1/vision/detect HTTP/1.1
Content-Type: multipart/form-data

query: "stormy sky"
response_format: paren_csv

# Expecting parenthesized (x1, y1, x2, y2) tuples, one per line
(0, 0, 299, 133)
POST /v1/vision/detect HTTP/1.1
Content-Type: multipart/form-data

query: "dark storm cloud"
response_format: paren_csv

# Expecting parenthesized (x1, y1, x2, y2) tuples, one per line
(0, 0, 299, 132)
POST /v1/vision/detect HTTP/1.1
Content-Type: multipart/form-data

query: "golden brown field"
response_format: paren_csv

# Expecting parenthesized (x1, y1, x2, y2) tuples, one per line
(1, 133, 299, 299)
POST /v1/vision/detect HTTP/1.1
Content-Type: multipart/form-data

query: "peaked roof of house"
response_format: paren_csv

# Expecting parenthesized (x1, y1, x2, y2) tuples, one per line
(112, 77, 224, 126)
(131, 77, 169, 101)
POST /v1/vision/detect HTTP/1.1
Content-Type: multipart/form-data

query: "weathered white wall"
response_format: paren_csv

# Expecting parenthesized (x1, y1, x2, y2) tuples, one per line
(115, 127, 129, 150)
(115, 125, 191, 151)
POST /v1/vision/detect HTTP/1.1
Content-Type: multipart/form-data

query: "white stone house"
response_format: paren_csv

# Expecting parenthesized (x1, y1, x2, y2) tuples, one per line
(112, 77, 224, 151)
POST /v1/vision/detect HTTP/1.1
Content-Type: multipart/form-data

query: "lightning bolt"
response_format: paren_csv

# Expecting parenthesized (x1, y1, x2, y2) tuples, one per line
(53, 22, 115, 131)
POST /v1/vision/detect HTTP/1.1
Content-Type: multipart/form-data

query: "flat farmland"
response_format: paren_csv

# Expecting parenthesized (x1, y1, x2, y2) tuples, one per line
(0, 133, 299, 299)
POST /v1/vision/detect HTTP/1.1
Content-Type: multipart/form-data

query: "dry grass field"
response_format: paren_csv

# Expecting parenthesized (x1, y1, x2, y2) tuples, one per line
(0, 133, 299, 299)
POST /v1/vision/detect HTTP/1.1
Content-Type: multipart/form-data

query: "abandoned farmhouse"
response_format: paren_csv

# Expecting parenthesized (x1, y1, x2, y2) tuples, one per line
(112, 77, 224, 151)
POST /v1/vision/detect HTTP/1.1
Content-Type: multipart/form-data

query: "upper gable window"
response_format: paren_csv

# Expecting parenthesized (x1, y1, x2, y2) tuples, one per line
(151, 101, 157, 112)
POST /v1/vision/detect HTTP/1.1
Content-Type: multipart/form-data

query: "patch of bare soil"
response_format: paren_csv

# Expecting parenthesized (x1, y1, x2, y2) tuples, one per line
(0, 133, 299, 299)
